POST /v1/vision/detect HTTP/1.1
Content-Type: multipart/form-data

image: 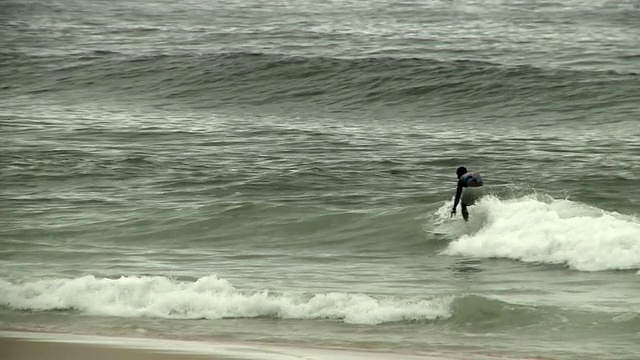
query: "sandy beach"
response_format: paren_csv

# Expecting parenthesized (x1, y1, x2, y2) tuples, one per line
(0, 331, 482, 360)
(0, 337, 226, 360)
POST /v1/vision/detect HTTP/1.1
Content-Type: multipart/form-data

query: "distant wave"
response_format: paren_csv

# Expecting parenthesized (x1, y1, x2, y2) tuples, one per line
(3, 51, 637, 112)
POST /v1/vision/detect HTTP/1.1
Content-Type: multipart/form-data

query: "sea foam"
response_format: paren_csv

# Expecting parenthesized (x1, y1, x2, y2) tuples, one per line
(0, 275, 451, 324)
(439, 195, 640, 271)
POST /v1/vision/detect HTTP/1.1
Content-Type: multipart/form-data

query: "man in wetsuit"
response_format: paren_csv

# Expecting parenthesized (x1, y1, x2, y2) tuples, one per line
(451, 166, 484, 221)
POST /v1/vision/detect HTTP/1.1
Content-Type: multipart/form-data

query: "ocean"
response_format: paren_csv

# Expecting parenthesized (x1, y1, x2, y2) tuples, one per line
(1, 0, 639, 359)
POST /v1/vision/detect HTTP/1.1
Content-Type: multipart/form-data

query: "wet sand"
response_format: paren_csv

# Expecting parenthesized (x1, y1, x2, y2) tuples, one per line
(0, 331, 459, 360)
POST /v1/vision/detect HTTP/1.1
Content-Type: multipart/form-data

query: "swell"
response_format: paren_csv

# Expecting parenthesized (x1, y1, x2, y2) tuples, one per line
(2, 51, 637, 112)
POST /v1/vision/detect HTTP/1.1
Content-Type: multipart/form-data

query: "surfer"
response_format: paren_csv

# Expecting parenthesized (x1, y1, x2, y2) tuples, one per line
(451, 166, 484, 221)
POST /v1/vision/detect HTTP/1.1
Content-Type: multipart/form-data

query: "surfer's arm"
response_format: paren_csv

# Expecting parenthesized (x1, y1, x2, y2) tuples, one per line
(452, 180, 463, 213)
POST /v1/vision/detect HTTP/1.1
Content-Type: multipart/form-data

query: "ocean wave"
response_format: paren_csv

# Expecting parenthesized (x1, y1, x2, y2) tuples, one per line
(3, 51, 637, 111)
(3, 274, 637, 330)
(0, 275, 452, 325)
(437, 195, 640, 272)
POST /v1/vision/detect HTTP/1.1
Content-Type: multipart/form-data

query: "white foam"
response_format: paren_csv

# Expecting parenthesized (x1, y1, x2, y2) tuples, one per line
(440, 195, 640, 271)
(0, 275, 451, 324)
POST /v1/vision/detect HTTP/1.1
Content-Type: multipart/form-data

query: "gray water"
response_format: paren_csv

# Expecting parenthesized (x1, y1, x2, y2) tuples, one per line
(1, 0, 639, 359)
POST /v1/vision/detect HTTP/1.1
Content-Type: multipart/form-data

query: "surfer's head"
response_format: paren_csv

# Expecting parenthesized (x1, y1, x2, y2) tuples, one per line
(456, 166, 467, 179)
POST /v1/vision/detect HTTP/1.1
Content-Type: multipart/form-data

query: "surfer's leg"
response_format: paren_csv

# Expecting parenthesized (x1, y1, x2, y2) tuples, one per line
(460, 187, 484, 221)
(461, 186, 485, 209)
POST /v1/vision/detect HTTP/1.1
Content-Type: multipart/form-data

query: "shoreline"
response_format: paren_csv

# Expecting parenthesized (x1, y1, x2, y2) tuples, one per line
(0, 331, 468, 360)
